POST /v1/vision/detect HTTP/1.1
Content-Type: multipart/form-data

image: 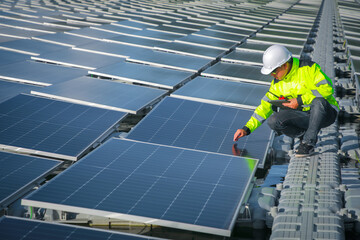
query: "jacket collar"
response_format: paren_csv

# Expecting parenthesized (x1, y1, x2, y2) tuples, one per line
(282, 57, 299, 82)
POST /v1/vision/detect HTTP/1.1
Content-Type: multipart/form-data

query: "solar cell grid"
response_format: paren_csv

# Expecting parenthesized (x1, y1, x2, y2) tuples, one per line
(0, 94, 127, 160)
(0, 152, 61, 209)
(126, 97, 272, 167)
(23, 138, 257, 236)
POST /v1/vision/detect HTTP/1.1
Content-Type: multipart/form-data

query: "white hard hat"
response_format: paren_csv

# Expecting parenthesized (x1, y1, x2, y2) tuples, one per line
(261, 45, 292, 75)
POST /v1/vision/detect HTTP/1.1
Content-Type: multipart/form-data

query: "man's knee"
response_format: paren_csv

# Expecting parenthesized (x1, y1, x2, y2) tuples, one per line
(311, 97, 328, 109)
(267, 114, 278, 130)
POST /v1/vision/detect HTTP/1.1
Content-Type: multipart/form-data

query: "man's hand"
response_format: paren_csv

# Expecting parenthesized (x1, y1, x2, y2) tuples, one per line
(282, 98, 299, 109)
(233, 129, 247, 141)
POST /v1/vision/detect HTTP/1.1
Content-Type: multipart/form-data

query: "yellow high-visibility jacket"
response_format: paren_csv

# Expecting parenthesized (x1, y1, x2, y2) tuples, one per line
(243, 57, 339, 134)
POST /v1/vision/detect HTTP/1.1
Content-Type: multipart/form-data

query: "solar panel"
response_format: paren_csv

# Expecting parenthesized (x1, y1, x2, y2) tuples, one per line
(65, 27, 120, 40)
(269, 22, 310, 30)
(91, 24, 141, 34)
(219, 21, 262, 31)
(126, 97, 272, 167)
(112, 20, 157, 30)
(0, 94, 127, 161)
(31, 76, 167, 114)
(0, 49, 29, 67)
(206, 25, 254, 36)
(0, 152, 61, 210)
(0, 79, 42, 103)
(256, 29, 308, 40)
(0, 216, 164, 240)
(89, 61, 194, 90)
(192, 29, 247, 42)
(0, 61, 87, 86)
(171, 76, 268, 109)
(264, 24, 310, 33)
(32, 32, 96, 47)
(0, 39, 69, 56)
(0, 35, 19, 43)
(247, 35, 306, 48)
(0, 27, 46, 39)
(22, 138, 258, 236)
(73, 41, 144, 58)
(347, 38, 360, 49)
(154, 42, 226, 60)
(221, 50, 263, 65)
(274, 18, 313, 27)
(107, 35, 167, 49)
(236, 42, 302, 58)
(148, 25, 195, 35)
(122, 29, 182, 42)
(201, 62, 273, 85)
(126, 49, 212, 73)
(164, 21, 206, 31)
(0, 19, 58, 34)
(31, 48, 124, 70)
(174, 35, 238, 51)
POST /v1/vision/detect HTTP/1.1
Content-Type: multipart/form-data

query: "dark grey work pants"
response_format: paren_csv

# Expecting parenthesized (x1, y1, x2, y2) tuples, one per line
(267, 98, 338, 146)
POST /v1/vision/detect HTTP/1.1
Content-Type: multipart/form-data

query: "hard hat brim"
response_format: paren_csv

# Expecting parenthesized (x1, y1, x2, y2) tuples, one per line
(261, 66, 273, 75)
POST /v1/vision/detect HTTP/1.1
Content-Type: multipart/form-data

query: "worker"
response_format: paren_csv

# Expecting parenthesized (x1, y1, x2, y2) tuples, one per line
(233, 44, 339, 157)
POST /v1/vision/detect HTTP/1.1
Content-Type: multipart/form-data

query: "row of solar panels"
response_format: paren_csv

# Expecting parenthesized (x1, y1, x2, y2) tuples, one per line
(337, 1, 360, 106)
(0, 0, 321, 238)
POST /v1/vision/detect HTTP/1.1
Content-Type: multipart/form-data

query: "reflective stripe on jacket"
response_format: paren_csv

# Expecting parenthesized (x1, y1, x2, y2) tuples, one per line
(244, 57, 339, 133)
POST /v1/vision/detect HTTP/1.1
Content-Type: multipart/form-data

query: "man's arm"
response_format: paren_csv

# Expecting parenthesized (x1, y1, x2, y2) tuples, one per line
(233, 92, 275, 141)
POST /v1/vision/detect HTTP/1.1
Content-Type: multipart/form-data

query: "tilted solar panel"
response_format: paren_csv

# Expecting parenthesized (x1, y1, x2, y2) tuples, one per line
(126, 97, 273, 167)
(31, 77, 167, 114)
(126, 48, 212, 73)
(89, 61, 194, 90)
(22, 138, 258, 236)
(0, 216, 164, 240)
(0, 39, 69, 56)
(201, 62, 273, 85)
(171, 76, 268, 109)
(0, 79, 42, 103)
(0, 94, 127, 160)
(0, 61, 87, 86)
(0, 151, 61, 210)
(31, 48, 124, 70)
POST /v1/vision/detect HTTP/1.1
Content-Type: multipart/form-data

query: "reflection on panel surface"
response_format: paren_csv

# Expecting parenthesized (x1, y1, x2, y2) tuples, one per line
(126, 97, 272, 167)
(0, 94, 127, 160)
(31, 77, 167, 114)
(171, 76, 268, 109)
(201, 62, 273, 85)
(22, 138, 257, 236)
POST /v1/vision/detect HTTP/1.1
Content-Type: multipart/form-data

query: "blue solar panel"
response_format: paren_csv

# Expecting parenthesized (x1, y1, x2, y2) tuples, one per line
(0, 216, 164, 240)
(0, 39, 69, 56)
(126, 97, 273, 167)
(0, 61, 87, 86)
(201, 62, 273, 85)
(0, 152, 61, 209)
(0, 49, 30, 66)
(0, 80, 42, 103)
(171, 76, 268, 109)
(22, 138, 257, 236)
(31, 77, 167, 114)
(0, 94, 127, 160)
(89, 61, 194, 90)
